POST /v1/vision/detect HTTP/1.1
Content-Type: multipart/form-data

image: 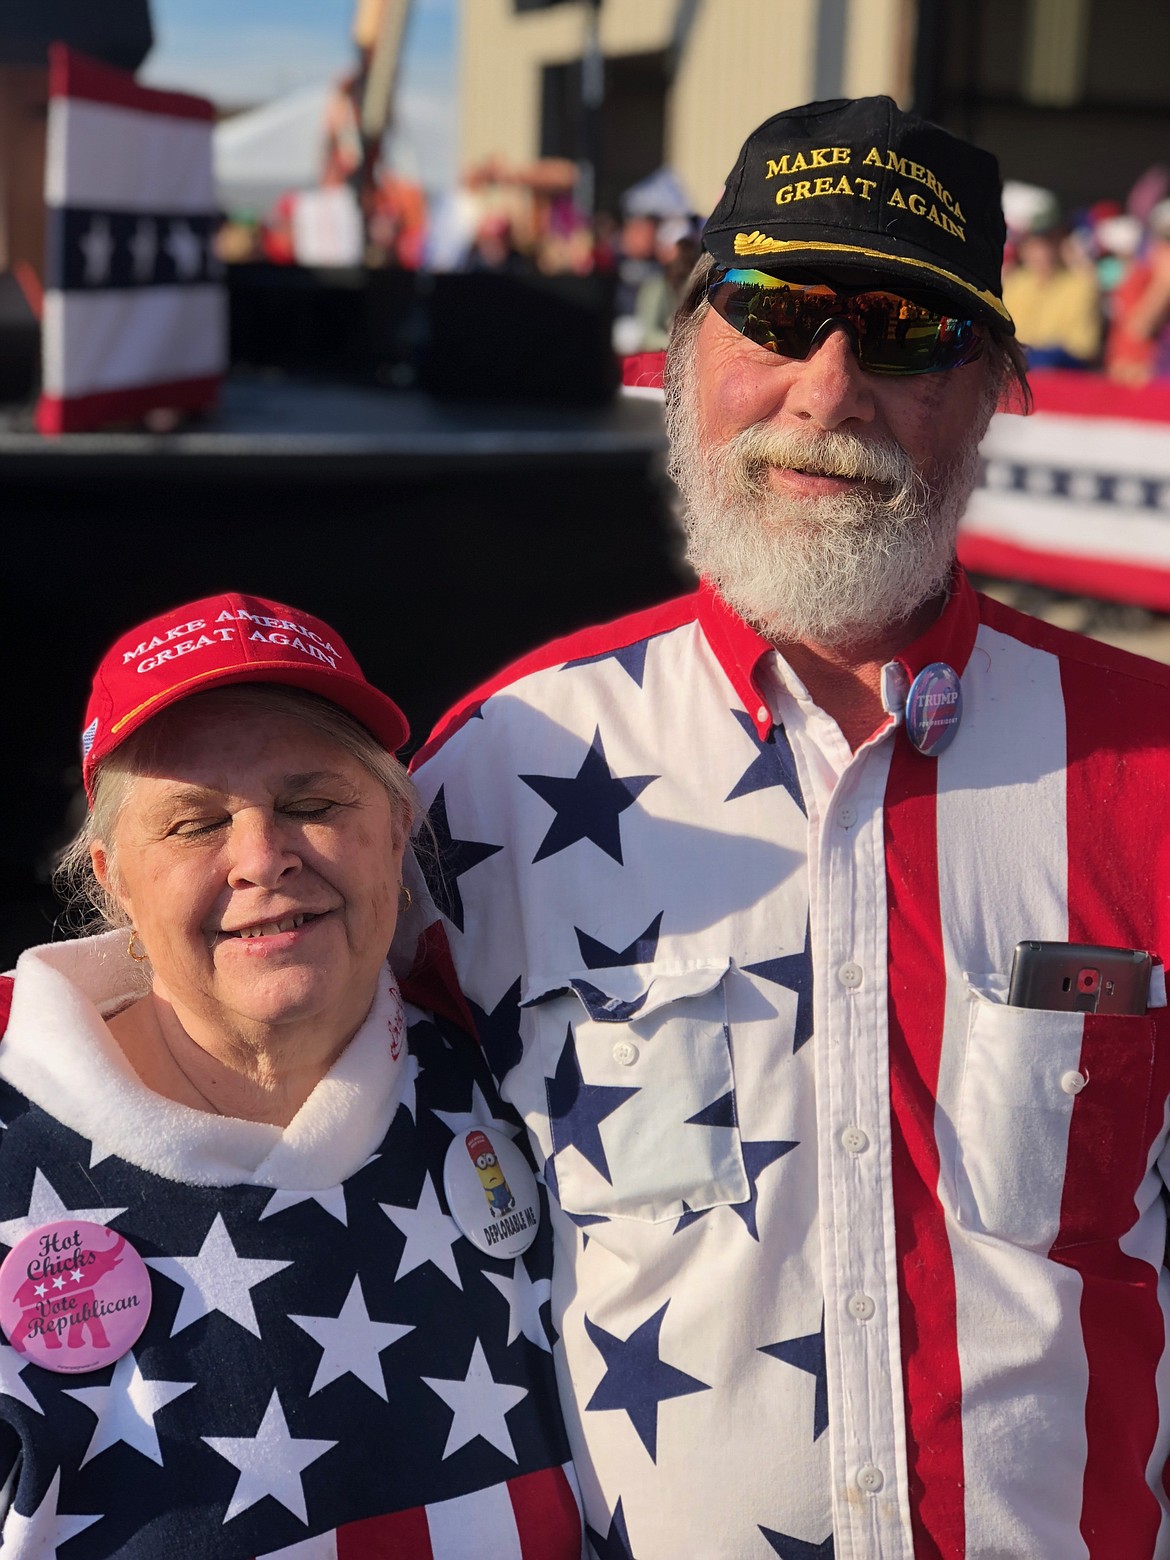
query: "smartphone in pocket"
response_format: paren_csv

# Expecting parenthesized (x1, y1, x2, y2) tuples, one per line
(1008, 941, 1152, 1015)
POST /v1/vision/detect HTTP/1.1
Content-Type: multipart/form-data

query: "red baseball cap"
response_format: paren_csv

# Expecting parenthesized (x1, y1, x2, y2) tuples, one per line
(81, 592, 409, 799)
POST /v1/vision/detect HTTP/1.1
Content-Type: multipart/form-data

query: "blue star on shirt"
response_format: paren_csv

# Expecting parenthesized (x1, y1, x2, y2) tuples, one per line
(545, 1024, 639, 1183)
(562, 637, 656, 687)
(586, 1495, 635, 1559)
(760, 1529, 835, 1559)
(673, 1137, 798, 1239)
(575, 911, 663, 969)
(744, 919, 814, 1052)
(584, 1302, 709, 1461)
(685, 1090, 737, 1129)
(421, 786, 503, 932)
(467, 977, 524, 1082)
(520, 728, 657, 865)
(760, 1308, 828, 1440)
(725, 710, 806, 813)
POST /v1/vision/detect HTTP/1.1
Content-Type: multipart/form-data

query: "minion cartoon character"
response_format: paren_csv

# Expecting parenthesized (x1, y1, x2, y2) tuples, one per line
(466, 1129, 515, 1218)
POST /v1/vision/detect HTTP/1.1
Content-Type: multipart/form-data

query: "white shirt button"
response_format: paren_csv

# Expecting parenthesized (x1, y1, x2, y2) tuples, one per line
(756, 705, 769, 724)
(1060, 1069, 1087, 1095)
(612, 1041, 639, 1067)
(847, 1291, 875, 1321)
(840, 1125, 869, 1154)
(837, 962, 863, 990)
(856, 1463, 884, 1493)
(837, 804, 857, 828)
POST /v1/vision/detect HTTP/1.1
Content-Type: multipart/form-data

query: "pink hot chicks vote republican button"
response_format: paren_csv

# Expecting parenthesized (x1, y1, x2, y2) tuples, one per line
(0, 1220, 152, 1374)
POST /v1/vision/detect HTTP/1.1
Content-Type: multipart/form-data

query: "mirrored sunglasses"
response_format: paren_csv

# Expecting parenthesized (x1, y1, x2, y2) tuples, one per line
(707, 268, 985, 376)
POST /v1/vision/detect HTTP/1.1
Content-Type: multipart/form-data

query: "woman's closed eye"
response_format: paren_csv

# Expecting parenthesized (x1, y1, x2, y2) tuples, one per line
(166, 803, 335, 837)
(169, 814, 229, 839)
(279, 798, 343, 820)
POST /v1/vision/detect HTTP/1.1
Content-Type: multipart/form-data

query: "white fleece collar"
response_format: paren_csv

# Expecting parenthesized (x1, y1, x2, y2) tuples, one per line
(1, 932, 408, 1190)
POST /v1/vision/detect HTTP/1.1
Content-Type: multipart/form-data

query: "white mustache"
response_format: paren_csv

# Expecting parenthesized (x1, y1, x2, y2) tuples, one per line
(720, 425, 919, 501)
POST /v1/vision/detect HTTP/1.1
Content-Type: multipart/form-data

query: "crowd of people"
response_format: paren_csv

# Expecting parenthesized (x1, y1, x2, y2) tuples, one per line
(1002, 181, 1170, 383)
(216, 154, 708, 355)
(220, 152, 1170, 388)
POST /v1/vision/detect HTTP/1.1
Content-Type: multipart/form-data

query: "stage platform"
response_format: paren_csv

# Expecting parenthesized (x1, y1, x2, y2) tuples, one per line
(0, 371, 666, 471)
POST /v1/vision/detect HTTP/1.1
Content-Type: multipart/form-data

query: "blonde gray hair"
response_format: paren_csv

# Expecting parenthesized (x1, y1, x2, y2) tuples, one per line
(55, 685, 417, 934)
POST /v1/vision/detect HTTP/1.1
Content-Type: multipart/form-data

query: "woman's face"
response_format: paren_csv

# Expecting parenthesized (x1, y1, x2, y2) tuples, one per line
(93, 702, 405, 1048)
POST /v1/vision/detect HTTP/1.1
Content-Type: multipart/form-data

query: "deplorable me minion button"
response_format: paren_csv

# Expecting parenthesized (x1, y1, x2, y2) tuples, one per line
(443, 1127, 540, 1259)
(0, 1220, 152, 1374)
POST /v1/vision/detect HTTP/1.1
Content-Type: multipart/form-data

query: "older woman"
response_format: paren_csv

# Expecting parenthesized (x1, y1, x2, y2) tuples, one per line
(0, 593, 580, 1559)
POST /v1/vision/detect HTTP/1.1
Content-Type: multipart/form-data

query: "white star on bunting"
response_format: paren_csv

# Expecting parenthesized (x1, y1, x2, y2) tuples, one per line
(0, 1468, 101, 1551)
(379, 1173, 463, 1288)
(80, 217, 114, 285)
(0, 1169, 127, 1249)
(288, 1275, 414, 1399)
(129, 216, 158, 281)
(484, 1258, 553, 1352)
(259, 1185, 348, 1226)
(203, 1390, 336, 1524)
(64, 1350, 195, 1466)
(422, 1337, 528, 1461)
(146, 1212, 290, 1338)
(166, 218, 203, 280)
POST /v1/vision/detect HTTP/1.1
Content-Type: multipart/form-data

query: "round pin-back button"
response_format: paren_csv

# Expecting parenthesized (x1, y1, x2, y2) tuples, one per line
(0, 1220, 152, 1374)
(443, 1126, 540, 1259)
(904, 661, 963, 757)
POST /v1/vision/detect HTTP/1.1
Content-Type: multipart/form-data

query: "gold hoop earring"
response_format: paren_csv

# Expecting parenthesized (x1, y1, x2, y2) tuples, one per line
(398, 883, 413, 912)
(127, 930, 149, 963)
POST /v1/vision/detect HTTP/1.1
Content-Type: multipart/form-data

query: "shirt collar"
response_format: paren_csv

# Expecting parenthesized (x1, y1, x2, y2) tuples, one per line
(696, 567, 981, 739)
(696, 581, 776, 739)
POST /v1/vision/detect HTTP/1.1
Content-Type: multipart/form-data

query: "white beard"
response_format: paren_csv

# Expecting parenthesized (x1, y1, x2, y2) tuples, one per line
(665, 339, 989, 647)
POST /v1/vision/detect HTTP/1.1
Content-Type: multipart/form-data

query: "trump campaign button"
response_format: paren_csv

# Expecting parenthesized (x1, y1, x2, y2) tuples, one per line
(443, 1127, 540, 1259)
(905, 662, 963, 757)
(0, 1220, 152, 1374)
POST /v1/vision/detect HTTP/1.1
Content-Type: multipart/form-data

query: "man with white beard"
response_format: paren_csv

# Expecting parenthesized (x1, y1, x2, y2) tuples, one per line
(408, 98, 1170, 1560)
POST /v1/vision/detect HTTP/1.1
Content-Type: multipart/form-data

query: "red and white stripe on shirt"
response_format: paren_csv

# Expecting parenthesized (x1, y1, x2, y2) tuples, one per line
(257, 1464, 581, 1559)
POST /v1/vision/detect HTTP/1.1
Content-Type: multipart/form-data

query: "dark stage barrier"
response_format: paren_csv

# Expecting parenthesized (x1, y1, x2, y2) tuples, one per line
(228, 264, 620, 407)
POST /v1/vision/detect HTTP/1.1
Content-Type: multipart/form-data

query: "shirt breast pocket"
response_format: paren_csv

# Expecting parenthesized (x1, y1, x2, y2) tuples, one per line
(521, 961, 747, 1223)
(954, 983, 1156, 1252)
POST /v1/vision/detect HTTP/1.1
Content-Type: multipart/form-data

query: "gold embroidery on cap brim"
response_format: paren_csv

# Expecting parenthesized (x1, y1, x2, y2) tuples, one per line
(731, 233, 1011, 322)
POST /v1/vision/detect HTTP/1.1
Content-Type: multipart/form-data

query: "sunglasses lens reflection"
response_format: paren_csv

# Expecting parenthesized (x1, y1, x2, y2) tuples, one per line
(708, 271, 982, 376)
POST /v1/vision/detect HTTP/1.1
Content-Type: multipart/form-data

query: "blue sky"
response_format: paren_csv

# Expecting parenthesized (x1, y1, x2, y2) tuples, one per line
(142, 0, 458, 186)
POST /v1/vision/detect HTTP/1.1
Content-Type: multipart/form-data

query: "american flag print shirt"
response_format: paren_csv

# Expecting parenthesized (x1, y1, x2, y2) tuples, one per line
(410, 572, 1170, 1560)
(0, 939, 581, 1559)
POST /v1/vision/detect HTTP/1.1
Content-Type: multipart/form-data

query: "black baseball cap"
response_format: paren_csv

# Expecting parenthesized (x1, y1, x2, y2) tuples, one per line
(703, 95, 1014, 332)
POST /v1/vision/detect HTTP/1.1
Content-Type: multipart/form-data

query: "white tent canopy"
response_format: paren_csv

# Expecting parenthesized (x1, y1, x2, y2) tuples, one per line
(213, 82, 426, 218)
(213, 84, 332, 216)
